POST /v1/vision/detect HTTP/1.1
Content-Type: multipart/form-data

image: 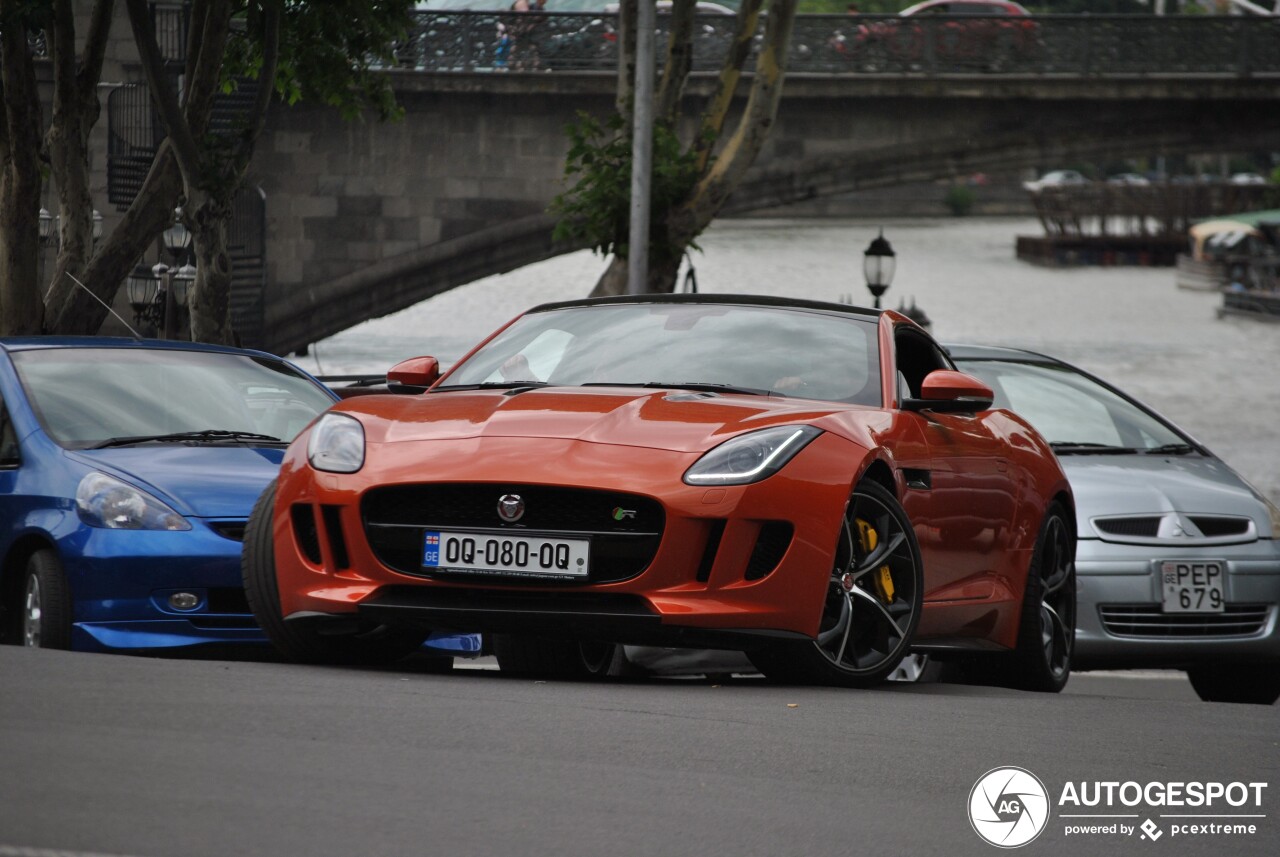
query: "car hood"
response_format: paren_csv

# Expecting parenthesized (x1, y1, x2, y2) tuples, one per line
(358, 388, 850, 453)
(67, 446, 285, 518)
(1062, 454, 1269, 535)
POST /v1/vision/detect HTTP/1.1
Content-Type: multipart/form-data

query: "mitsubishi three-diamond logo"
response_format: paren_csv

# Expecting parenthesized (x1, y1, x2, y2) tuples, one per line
(969, 767, 1051, 848)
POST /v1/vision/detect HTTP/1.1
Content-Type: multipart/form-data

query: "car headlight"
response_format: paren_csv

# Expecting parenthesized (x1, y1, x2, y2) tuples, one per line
(1263, 495, 1280, 539)
(307, 412, 365, 473)
(75, 472, 191, 531)
(684, 426, 822, 486)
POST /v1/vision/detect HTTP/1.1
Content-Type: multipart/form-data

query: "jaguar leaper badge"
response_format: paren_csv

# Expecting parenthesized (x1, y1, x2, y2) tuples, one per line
(497, 494, 525, 523)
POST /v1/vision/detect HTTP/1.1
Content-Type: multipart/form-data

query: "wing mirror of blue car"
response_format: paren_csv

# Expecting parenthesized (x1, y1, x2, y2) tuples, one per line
(902, 369, 995, 413)
(386, 356, 440, 392)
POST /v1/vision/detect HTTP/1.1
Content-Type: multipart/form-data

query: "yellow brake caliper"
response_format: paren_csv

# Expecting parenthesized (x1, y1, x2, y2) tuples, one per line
(855, 519, 895, 604)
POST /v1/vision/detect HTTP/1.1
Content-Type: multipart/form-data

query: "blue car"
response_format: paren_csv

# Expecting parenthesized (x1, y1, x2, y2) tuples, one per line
(0, 337, 480, 662)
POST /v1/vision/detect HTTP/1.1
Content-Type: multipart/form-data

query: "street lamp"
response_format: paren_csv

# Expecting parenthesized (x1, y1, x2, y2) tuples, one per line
(38, 208, 55, 245)
(163, 207, 191, 263)
(127, 265, 161, 329)
(863, 229, 896, 309)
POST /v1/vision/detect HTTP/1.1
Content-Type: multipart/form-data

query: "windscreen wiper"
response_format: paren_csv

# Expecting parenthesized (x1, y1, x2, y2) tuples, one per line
(1049, 441, 1139, 455)
(432, 381, 551, 392)
(1143, 443, 1198, 456)
(90, 429, 284, 449)
(581, 381, 771, 396)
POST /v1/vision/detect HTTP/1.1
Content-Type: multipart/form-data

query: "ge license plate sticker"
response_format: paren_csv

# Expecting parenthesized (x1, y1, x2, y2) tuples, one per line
(423, 530, 589, 579)
(1161, 560, 1225, 613)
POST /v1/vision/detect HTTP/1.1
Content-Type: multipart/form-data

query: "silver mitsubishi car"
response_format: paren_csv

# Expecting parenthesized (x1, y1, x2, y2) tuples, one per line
(948, 345, 1280, 704)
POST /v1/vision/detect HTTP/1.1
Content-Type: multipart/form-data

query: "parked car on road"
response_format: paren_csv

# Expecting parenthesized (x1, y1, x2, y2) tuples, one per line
(0, 337, 478, 662)
(949, 345, 1280, 704)
(1107, 172, 1150, 186)
(1022, 169, 1089, 192)
(854, 0, 1037, 70)
(1230, 172, 1269, 186)
(246, 295, 1075, 691)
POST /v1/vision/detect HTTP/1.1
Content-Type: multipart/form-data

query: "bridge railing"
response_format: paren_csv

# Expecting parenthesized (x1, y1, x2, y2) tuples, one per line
(389, 12, 1280, 77)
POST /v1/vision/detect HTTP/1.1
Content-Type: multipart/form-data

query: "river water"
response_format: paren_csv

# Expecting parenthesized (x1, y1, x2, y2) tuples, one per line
(294, 216, 1280, 502)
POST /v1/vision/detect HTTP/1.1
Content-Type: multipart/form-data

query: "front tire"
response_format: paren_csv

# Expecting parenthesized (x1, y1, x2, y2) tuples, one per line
(750, 480, 924, 688)
(1005, 502, 1075, 692)
(21, 549, 72, 650)
(242, 482, 425, 665)
(1187, 664, 1280, 705)
(492, 634, 625, 680)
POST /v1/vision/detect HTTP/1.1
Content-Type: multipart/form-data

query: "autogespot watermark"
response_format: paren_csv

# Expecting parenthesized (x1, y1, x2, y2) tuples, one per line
(968, 768, 1269, 848)
(969, 767, 1052, 848)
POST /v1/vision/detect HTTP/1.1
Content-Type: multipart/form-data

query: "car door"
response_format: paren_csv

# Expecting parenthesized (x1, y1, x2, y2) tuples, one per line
(892, 325, 1016, 600)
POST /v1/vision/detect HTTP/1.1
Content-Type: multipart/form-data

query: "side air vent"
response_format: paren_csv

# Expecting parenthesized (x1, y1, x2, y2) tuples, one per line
(744, 522, 794, 581)
(291, 503, 322, 565)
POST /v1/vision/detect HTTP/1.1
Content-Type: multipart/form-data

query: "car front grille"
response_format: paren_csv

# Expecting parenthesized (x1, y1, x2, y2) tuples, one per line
(1094, 517, 1160, 538)
(1099, 604, 1271, 638)
(1092, 513, 1256, 544)
(361, 484, 664, 584)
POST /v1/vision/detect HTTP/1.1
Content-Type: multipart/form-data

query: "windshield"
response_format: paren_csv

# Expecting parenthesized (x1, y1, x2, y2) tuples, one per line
(440, 302, 883, 406)
(12, 348, 335, 449)
(954, 358, 1190, 453)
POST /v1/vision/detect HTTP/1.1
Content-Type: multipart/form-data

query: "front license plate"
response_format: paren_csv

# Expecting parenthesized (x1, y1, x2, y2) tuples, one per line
(1161, 560, 1225, 613)
(422, 530, 590, 579)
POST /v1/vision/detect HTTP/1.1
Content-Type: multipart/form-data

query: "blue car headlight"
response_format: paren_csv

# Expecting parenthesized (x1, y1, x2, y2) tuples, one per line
(684, 426, 822, 486)
(75, 472, 191, 531)
(307, 412, 365, 473)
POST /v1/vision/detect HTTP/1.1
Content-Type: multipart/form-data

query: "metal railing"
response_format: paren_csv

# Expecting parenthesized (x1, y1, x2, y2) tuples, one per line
(389, 12, 1280, 77)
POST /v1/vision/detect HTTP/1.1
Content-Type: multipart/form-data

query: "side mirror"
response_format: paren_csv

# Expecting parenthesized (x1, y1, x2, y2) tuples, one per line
(903, 369, 994, 413)
(386, 356, 440, 389)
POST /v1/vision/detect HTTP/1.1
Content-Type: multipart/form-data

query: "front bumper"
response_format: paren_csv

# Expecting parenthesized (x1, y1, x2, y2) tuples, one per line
(272, 434, 859, 647)
(62, 520, 263, 652)
(1073, 537, 1280, 670)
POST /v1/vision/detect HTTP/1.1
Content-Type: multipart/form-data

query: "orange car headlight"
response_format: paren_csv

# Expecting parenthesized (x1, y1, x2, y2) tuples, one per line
(684, 425, 822, 486)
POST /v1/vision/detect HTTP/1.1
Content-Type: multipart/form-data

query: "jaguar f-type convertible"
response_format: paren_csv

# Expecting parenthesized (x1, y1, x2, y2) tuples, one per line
(246, 295, 1075, 689)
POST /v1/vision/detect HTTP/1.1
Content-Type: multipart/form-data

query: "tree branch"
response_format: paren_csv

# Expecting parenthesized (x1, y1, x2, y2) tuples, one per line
(654, 0, 694, 126)
(233, 0, 281, 176)
(691, 0, 765, 174)
(124, 0, 202, 187)
(681, 0, 796, 234)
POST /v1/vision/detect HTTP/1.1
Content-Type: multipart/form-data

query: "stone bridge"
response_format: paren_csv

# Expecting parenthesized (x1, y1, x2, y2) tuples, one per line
(152, 12, 1280, 354)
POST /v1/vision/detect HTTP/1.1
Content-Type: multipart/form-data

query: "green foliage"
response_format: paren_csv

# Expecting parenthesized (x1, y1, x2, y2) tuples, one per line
(943, 183, 974, 216)
(222, 0, 414, 123)
(550, 111, 703, 265)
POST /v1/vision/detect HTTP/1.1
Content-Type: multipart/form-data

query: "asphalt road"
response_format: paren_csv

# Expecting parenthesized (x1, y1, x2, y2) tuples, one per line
(1, 648, 1276, 857)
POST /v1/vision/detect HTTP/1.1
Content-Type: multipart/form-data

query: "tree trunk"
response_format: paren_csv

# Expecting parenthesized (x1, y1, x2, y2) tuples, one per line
(187, 198, 235, 344)
(47, 145, 182, 335)
(0, 21, 46, 335)
(588, 0, 796, 298)
(44, 0, 115, 323)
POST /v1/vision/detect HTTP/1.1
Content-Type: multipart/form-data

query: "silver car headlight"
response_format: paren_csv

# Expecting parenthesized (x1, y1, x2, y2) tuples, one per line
(75, 472, 191, 531)
(1263, 495, 1280, 539)
(684, 426, 822, 486)
(307, 412, 365, 473)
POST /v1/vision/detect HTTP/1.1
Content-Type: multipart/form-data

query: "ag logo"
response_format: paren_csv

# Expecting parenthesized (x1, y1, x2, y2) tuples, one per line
(968, 767, 1051, 848)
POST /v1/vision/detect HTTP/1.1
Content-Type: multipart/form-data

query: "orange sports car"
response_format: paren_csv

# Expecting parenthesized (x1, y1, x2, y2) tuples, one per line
(245, 295, 1076, 690)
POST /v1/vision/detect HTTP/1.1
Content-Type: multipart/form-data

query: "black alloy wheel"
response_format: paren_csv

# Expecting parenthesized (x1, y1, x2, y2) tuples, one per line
(1007, 502, 1075, 692)
(750, 480, 923, 688)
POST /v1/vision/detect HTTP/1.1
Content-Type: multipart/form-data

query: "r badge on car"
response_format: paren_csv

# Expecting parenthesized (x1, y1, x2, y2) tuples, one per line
(497, 494, 525, 523)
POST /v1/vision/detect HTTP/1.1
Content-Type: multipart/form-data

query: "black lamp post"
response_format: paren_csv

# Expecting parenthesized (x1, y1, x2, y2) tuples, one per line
(863, 228, 896, 309)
